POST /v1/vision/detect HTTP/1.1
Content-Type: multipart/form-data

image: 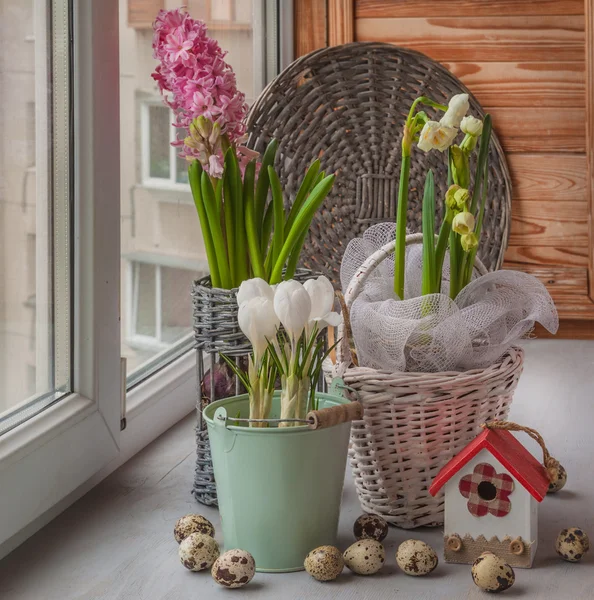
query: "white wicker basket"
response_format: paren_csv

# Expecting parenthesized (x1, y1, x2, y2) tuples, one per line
(333, 234, 525, 528)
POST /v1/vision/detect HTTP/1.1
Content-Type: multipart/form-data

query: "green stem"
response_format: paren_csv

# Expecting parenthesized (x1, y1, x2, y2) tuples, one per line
(394, 153, 411, 299)
(188, 161, 220, 288)
(434, 212, 451, 293)
(201, 172, 231, 289)
(449, 229, 461, 300)
(223, 153, 236, 287)
(421, 170, 436, 296)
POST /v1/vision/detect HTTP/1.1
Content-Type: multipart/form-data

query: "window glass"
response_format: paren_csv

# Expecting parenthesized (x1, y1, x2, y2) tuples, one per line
(0, 0, 72, 434)
(120, 0, 259, 385)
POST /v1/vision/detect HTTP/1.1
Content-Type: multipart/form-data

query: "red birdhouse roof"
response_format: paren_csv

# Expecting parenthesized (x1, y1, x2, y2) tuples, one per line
(429, 428, 550, 502)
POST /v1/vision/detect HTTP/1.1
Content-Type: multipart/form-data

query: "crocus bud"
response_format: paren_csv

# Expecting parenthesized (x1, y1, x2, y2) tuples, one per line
(273, 279, 312, 342)
(460, 232, 479, 252)
(238, 297, 280, 362)
(460, 115, 483, 137)
(303, 276, 341, 335)
(237, 277, 274, 306)
(440, 93, 470, 128)
(445, 185, 461, 210)
(417, 121, 457, 153)
(452, 211, 475, 235)
(454, 187, 470, 211)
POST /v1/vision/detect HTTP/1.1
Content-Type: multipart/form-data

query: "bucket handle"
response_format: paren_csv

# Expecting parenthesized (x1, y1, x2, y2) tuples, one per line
(214, 402, 363, 430)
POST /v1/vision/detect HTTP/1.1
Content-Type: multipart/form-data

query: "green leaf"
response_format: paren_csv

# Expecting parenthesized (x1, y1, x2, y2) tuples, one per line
(220, 353, 250, 391)
(223, 149, 237, 286)
(188, 161, 220, 288)
(284, 226, 308, 280)
(284, 160, 320, 237)
(244, 160, 266, 279)
(270, 174, 335, 284)
(201, 171, 232, 289)
(394, 155, 411, 300)
(268, 166, 286, 271)
(421, 170, 436, 296)
(469, 114, 492, 214)
(450, 145, 470, 189)
(254, 139, 279, 228)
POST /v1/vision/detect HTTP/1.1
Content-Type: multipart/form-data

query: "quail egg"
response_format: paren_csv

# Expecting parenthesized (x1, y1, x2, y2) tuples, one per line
(343, 539, 385, 575)
(179, 532, 220, 571)
(353, 514, 389, 542)
(471, 551, 515, 593)
(174, 514, 215, 543)
(304, 545, 344, 581)
(211, 549, 256, 588)
(547, 464, 567, 494)
(396, 539, 438, 576)
(555, 527, 590, 562)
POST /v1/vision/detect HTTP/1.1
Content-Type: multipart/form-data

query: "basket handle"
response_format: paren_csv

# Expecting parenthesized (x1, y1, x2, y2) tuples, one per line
(336, 233, 489, 370)
(307, 402, 363, 430)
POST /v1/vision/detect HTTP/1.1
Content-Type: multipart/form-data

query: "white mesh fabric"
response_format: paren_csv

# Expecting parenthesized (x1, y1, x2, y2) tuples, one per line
(341, 222, 558, 373)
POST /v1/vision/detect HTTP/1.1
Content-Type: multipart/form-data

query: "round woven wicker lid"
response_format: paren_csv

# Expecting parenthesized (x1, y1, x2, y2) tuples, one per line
(246, 42, 512, 287)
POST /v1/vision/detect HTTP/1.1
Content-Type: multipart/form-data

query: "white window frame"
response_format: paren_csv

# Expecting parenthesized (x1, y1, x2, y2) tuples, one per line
(0, 0, 288, 559)
(140, 101, 190, 192)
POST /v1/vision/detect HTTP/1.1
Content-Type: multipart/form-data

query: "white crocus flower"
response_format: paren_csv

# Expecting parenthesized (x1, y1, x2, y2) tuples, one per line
(440, 93, 470, 128)
(303, 276, 341, 334)
(237, 277, 275, 306)
(238, 296, 279, 362)
(273, 279, 312, 343)
(461, 115, 483, 137)
(418, 121, 458, 153)
(452, 211, 476, 236)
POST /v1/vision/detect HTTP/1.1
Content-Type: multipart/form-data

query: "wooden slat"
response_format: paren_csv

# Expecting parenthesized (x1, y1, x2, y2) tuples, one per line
(585, 0, 594, 297)
(294, 0, 327, 57)
(504, 264, 588, 295)
(504, 245, 589, 268)
(355, 16, 585, 62)
(508, 154, 587, 203)
(444, 62, 585, 108)
(533, 319, 594, 338)
(329, 0, 355, 46)
(356, 0, 585, 19)
(510, 201, 589, 246)
(487, 108, 586, 153)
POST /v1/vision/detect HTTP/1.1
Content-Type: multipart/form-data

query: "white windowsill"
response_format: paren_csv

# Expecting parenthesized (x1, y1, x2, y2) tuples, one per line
(0, 349, 197, 560)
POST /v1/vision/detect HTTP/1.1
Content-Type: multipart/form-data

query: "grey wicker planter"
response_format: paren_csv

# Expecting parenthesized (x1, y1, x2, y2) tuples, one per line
(191, 269, 321, 507)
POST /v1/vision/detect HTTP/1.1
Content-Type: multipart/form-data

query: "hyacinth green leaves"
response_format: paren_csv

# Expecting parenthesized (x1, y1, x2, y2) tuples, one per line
(188, 138, 335, 289)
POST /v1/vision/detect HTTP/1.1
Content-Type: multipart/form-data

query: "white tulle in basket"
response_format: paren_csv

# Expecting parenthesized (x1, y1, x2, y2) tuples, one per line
(340, 222, 558, 373)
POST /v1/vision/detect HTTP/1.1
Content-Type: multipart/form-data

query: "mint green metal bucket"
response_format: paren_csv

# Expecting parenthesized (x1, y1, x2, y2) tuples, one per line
(203, 389, 351, 572)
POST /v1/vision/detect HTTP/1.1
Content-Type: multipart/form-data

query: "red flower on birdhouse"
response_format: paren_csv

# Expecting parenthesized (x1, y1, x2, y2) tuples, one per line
(459, 463, 514, 517)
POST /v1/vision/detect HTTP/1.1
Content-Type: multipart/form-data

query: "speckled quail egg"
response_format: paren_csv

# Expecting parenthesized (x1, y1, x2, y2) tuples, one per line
(343, 539, 385, 575)
(555, 527, 590, 562)
(174, 514, 215, 543)
(353, 514, 389, 542)
(471, 551, 515, 593)
(179, 532, 220, 571)
(547, 464, 568, 494)
(211, 549, 255, 588)
(396, 540, 438, 576)
(304, 546, 344, 581)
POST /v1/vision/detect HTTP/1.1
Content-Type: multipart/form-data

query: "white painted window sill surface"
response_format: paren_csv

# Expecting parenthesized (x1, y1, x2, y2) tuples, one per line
(0, 340, 593, 600)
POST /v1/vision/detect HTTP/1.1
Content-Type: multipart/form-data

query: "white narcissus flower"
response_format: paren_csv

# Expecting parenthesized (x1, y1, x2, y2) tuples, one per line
(238, 297, 279, 362)
(452, 211, 476, 236)
(273, 279, 312, 342)
(461, 115, 483, 137)
(440, 93, 470, 128)
(303, 276, 342, 334)
(418, 121, 458, 153)
(237, 277, 274, 306)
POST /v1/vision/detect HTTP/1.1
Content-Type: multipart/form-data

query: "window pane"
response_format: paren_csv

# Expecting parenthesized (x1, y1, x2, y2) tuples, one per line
(161, 266, 194, 344)
(148, 105, 170, 179)
(120, 0, 261, 386)
(0, 0, 72, 433)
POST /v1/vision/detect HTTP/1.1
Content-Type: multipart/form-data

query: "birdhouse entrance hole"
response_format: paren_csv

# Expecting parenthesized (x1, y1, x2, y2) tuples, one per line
(477, 480, 497, 501)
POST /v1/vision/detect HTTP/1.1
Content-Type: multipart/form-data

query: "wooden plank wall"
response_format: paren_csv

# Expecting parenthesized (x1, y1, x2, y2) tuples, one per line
(354, 0, 594, 328)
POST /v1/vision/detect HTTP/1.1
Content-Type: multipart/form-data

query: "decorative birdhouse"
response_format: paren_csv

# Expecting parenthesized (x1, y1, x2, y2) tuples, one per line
(429, 423, 552, 568)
